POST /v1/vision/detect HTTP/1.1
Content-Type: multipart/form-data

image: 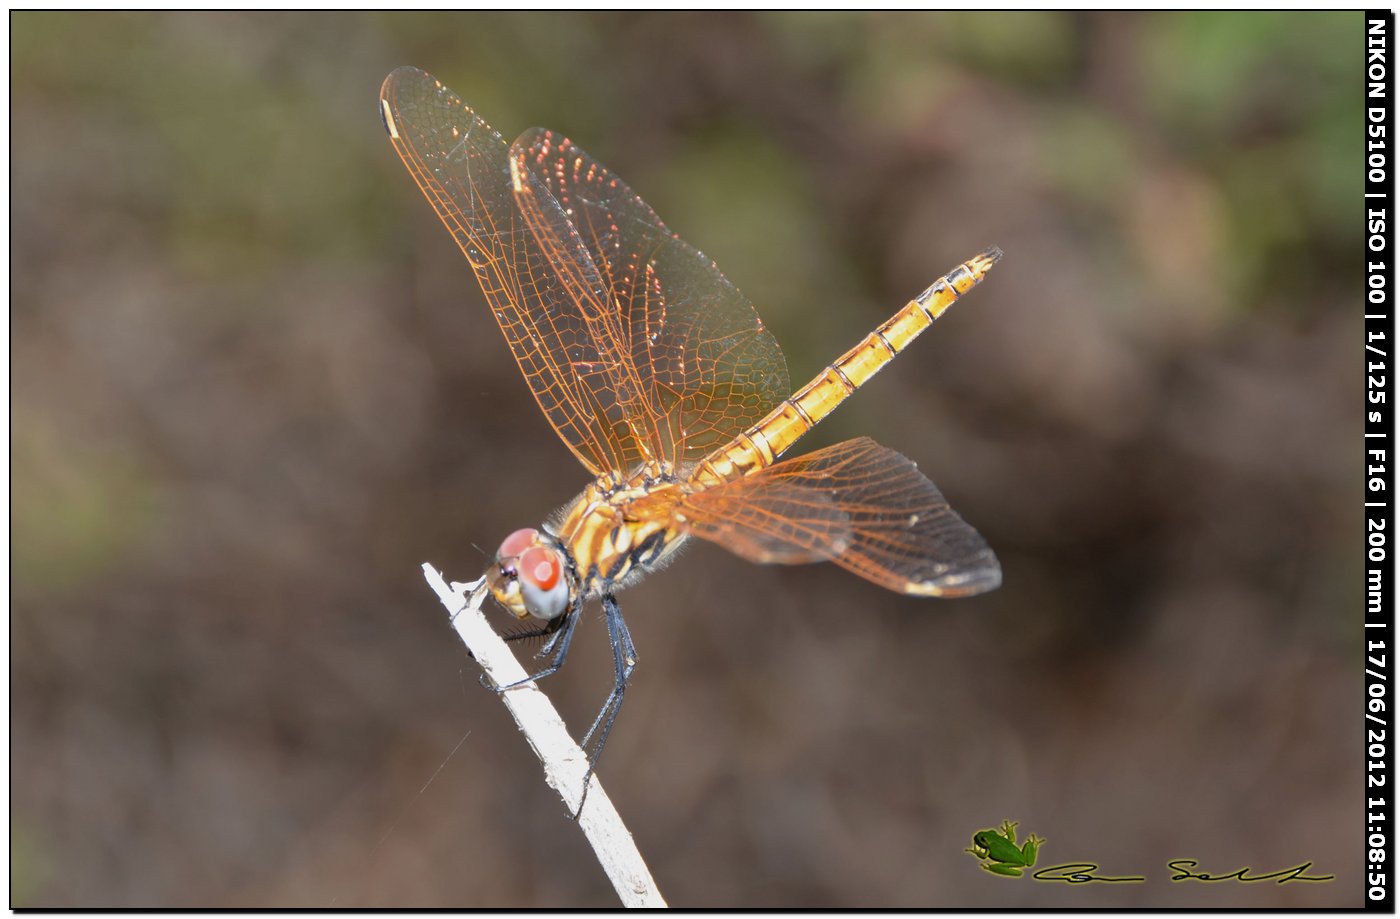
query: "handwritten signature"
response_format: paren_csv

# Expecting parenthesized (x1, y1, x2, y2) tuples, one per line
(1166, 859, 1335, 884)
(1031, 863, 1144, 884)
(1027, 859, 1333, 885)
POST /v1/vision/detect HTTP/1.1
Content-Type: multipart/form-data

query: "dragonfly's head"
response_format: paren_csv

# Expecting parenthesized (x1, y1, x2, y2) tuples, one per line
(486, 527, 571, 621)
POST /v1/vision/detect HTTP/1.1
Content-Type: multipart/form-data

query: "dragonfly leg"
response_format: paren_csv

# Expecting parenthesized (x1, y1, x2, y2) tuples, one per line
(582, 594, 637, 761)
(484, 605, 580, 692)
(500, 616, 567, 652)
(561, 594, 635, 819)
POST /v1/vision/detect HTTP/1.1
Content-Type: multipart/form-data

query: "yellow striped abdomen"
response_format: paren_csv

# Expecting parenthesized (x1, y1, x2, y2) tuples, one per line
(691, 246, 1001, 487)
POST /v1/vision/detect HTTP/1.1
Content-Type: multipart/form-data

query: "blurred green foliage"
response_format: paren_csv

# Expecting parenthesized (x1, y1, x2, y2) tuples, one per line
(1144, 12, 1361, 305)
(12, 411, 157, 593)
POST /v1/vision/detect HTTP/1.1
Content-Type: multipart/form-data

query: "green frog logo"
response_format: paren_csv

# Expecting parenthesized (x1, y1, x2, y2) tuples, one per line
(965, 820, 1045, 877)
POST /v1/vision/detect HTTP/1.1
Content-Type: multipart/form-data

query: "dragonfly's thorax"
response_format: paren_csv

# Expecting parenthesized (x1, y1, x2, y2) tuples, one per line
(554, 473, 690, 599)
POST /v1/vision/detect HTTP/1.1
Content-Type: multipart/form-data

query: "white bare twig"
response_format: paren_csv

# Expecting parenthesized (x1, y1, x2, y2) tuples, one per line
(421, 563, 667, 908)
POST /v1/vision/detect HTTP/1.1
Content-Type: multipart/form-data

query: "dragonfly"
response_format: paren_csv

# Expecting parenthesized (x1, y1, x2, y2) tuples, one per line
(380, 66, 1002, 790)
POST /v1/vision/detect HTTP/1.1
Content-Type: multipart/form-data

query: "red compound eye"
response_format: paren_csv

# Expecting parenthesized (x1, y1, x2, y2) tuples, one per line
(497, 527, 538, 560)
(519, 546, 560, 590)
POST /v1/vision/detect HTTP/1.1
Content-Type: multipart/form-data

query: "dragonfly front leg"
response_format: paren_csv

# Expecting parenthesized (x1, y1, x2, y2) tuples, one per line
(485, 604, 581, 692)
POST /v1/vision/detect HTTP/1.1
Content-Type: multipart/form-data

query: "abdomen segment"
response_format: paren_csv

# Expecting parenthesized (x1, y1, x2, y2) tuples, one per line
(692, 247, 1002, 487)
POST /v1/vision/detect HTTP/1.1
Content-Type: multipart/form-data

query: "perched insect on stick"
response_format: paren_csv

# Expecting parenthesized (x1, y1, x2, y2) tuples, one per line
(383, 66, 1002, 821)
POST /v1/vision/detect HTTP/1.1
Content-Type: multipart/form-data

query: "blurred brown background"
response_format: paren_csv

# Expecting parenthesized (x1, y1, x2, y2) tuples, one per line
(12, 11, 1363, 907)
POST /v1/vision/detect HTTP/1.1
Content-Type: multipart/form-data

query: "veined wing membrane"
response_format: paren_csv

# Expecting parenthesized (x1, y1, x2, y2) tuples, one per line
(680, 478, 852, 564)
(510, 128, 790, 469)
(506, 147, 661, 467)
(680, 437, 1002, 596)
(379, 66, 644, 476)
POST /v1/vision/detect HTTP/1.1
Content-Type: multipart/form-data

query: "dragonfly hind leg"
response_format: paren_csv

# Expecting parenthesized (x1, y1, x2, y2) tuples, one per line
(584, 596, 636, 749)
(575, 594, 636, 801)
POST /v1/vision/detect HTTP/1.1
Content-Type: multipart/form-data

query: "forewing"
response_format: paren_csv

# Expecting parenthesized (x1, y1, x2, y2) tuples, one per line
(681, 437, 1001, 596)
(510, 128, 791, 468)
(379, 67, 644, 476)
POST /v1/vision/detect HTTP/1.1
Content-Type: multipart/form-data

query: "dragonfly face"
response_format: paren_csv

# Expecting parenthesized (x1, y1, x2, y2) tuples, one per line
(380, 66, 1004, 794)
(487, 527, 572, 621)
